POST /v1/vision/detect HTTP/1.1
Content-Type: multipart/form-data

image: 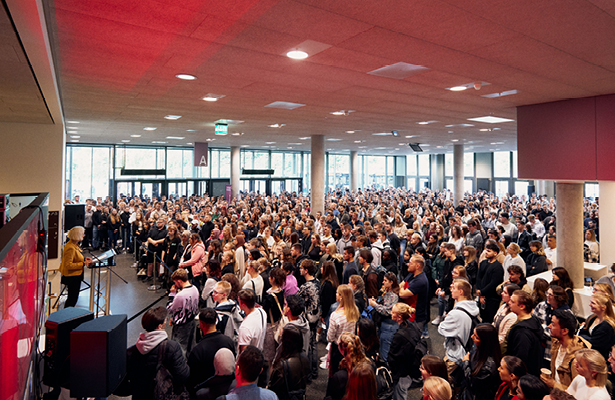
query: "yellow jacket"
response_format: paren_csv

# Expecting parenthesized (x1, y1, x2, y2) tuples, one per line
(59, 241, 85, 277)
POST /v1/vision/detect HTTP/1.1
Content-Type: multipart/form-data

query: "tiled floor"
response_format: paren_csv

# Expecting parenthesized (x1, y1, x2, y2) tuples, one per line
(63, 250, 447, 400)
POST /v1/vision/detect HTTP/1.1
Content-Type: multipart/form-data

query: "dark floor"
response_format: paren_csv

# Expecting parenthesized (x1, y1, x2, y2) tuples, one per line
(65, 250, 446, 400)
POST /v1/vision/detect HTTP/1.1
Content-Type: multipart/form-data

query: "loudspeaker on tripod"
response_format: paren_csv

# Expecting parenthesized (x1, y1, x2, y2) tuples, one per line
(70, 314, 127, 398)
(64, 204, 85, 232)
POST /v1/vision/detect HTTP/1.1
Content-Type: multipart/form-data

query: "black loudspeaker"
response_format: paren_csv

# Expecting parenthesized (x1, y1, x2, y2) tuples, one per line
(70, 315, 127, 398)
(43, 308, 94, 387)
(64, 204, 85, 232)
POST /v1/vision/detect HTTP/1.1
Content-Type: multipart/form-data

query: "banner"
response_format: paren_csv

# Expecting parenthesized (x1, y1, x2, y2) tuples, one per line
(194, 142, 208, 167)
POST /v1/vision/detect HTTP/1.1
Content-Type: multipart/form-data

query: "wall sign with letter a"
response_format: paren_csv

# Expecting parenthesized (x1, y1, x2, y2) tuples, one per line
(194, 142, 208, 167)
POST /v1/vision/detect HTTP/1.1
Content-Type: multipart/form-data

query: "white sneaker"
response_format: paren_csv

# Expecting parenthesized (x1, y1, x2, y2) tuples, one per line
(320, 355, 328, 362)
(319, 361, 328, 370)
(326, 342, 331, 351)
(431, 316, 442, 325)
(137, 268, 146, 276)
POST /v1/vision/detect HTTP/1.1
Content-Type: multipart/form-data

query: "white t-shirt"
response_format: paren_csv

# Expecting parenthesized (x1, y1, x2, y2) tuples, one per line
(243, 275, 264, 301)
(566, 375, 609, 400)
(237, 307, 267, 349)
(502, 255, 526, 281)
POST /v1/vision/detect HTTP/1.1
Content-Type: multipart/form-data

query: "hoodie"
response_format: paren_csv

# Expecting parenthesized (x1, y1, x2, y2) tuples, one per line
(506, 315, 545, 376)
(286, 315, 310, 356)
(136, 329, 168, 354)
(438, 299, 480, 364)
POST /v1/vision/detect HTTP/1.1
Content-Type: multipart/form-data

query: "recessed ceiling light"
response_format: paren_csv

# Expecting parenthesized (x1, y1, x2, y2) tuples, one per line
(202, 93, 226, 102)
(122, 140, 131, 143)
(70, 139, 79, 142)
(346, 130, 355, 134)
(467, 116, 514, 123)
(143, 127, 157, 131)
(327, 138, 342, 141)
(131, 134, 142, 138)
(286, 50, 308, 60)
(66, 121, 80, 124)
(421, 144, 431, 147)
(187, 129, 196, 132)
(203, 96, 218, 102)
(437, 146, 443, 148)
(445, 124, 474, 128)
(67, 130, 78, 134)
(482, 89, 519, 98)
(215, 119, 244, 124)
(268, 124, 285, 128)
(176, 74, 197, 80)
(152, 141, 168, 144)
(480, 128, 491, 132)
(299, 137, 310, 140)
(240, 145, 249, 147)
(166, 136, 185, 140)
(417, 120, 438, 125)
(405, 135, 417, 138)
(70, 135, 80, 138)
(288, 143, 302, 145)
(265, 101, 305, 110)
(164, 115, 182, 120)
(375, 147, 387, 150)
(395, 148, 400, 151)
(187, 142, 193, 145)
(205, 138, 216, 141)
(231, 132, 244, 136)
(452, 139, 459, 142)
(358, 146, 367, 149)
(373, 132, 391, 136)
(449, 86, 468, 91)
(330, 110, 354, 116)
(266, 142, 276, 144)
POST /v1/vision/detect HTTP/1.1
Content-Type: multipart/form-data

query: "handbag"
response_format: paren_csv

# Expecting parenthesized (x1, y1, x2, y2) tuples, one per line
(153, 341, 189, 400)
(273, 292, 289, 343)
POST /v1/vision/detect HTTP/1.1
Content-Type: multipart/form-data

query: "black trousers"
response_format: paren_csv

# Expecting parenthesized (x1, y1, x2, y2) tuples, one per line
(62, 273, 83, 308)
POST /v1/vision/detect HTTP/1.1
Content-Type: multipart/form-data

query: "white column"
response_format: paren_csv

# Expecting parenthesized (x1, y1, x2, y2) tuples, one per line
(556, 182, 584, 289)
(453, 144, 464, 205)
(350, 151, 359, 192)
(311, 135, 325, 215)
(599, 181, 615, 265)
(230, 146, 241, 201)
(535, 180, 545, 196)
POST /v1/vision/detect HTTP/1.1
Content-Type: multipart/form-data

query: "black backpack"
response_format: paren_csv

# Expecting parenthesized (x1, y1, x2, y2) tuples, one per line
(457, 307, 480, 352)
(369, 353, 394, 400)
(368, 265, 388, 290)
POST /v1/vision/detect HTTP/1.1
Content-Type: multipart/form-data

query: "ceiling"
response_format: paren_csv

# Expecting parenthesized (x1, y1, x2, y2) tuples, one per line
(23, 0, 615, 154)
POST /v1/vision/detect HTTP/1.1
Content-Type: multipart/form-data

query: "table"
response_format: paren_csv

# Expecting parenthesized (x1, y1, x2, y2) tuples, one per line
(571, 286, 593, 319)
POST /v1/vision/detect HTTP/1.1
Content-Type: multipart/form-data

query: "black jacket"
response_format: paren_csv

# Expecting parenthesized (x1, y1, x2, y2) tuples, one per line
(187, 332, 235, 394)
(268, 354, 310, 400)
(506, 315, 545, 376)
(579, 316, 615, 362)
(476, 260, 504, 301)
(118, 339, 189, 400)
(526, 253, 547, 277)
(387, 320, 421, 381)
(461, 351, 500, 400)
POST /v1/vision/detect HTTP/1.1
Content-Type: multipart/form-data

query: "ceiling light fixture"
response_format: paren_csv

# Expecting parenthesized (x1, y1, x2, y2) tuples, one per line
(330, 110, 354, 116)
(266, 142, 276, 144)
(67, 130, 78, 134)
(202, 93, 226, 102)
(468, 116, 514, 123)
(122, 140, 131, 143)
(175, 74, 197, 80)
(164, 115, 182, 120)
(286, 49, 308, 60)
(66, 121, 80, 124)
(449, 86, 468, 91)
(131, 135, 142, 138)
(187, 129, 196, 132)
(143, 127, 157, 131)
(70, 135, 80, 139)
(70, 139, 79, 142)
(299, 137, 310, 140)
(346, 131, 355, 134)
(326, 138, 342, 141)
(268, 124, 285, 128)
(166, 136, 185, 140)
(152, 141, 168, 144)
(405, 135, 417, 138)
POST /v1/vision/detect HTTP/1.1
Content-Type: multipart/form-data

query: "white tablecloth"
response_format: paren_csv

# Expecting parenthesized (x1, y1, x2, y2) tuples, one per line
(584, 262, 608, 281)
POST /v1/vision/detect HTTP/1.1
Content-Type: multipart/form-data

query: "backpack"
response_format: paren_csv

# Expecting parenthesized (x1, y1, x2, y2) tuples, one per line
(368, 265, 388, 290)
(457, 307, 481, 352)
(370, 353, 394, 400)
(215, 303, 244, 349)
(396, 322, 427, 380)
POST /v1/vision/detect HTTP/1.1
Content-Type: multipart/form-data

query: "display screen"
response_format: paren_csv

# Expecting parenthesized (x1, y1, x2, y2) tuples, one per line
(0, 217, 45, 399)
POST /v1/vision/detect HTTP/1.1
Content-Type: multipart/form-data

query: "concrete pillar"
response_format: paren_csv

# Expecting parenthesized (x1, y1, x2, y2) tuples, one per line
(230, 146, 241, 201)
(311, 135, 325, 215)
(535, 180, 545, 196)
(599, 181, 615, 265)
(350, 151, 359, 192)
(453, 144, 464, 205)
(431, 154, 445, 191)
(556, 182, 584, 289)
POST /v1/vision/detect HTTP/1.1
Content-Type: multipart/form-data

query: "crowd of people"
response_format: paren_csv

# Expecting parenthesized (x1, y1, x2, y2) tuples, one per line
(60, 187, 615, 400)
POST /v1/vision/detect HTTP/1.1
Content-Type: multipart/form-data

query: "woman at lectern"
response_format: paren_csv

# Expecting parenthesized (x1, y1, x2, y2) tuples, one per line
(60, 226, 93, 307)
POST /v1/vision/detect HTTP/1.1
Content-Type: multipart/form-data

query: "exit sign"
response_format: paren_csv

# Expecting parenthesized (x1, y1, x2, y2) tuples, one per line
(215, 123, 228, 135)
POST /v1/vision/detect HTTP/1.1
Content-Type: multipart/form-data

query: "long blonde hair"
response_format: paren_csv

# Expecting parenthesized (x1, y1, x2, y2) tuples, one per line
(337, 284, 359, 323)
(423, 377, 452, 400)
(327, 242, 343, 262)
(592, 292, 615, 328)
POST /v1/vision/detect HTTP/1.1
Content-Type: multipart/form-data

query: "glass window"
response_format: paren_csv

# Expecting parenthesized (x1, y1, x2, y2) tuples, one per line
(219, 150, 230, 177)
(418, 154, 430, 176)
(271, 152, 284, 176)
(210, 150, 220, 178)
(495, 180, 509, 197)
(464, 153, 474, 177)
(407, 177, 416, 192)
(444, 154, 453, 176)
(254, 152, 270, 173)
(585, 183, 599, 199)
(406, 155, 417, 176)
(512, 151, 518, 178)
(515, 181, 529, 197)
(446, 178, 453, 190)
(70, 147, 93, 199)
(464, 179, 473, 194)
(302, 153, 310, 193)
(166, 149, 183, 178)
(243, 151, 254, 170)
(419, 178, 429, 190)
(494, 152, 511, 178)
(182, 149, 194, 178)
(366, 156, 386, 189)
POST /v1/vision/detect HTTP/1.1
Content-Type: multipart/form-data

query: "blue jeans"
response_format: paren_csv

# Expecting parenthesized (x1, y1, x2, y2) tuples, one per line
(92, 225, 99, 249)
(438, 295, 447, 317)
(380, 319, 399, 361)
(393, 375, 413, 400)
(108, 229, 118, 249)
